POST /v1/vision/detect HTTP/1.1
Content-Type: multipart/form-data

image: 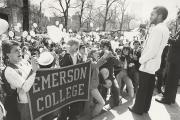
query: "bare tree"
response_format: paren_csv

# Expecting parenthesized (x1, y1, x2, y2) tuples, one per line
(38, 0, 46, 25)
(77, 0, 87, 30)
(117, 0, 128, 32)
(102, 0, 117, 31)
(59, 0, 71, 30)
(49, 0, 72, 30)
(81, 0, 94, 31)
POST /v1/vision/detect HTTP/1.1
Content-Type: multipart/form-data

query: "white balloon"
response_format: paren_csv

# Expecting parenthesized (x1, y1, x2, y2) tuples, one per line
(55, 21, 59, 26)
(69, 29, 72, 33)
(47, 25, 62, 43)
(27, 35, 31, 41)
(22, 31, 28, 38)
(31, 39, 35, 43)
(14, 26, 20, 32)
(17, 23, 22, 28)
(63, 28, 66, 33)
(0, 19, 9, 35)
(30, 30, 36, 37)
(33, 23, 38, 28)
(8, 31, 14, 38)
(1, 34, 9, 41)
(90, 22, 93, 28)
(59, 24, 63, 30)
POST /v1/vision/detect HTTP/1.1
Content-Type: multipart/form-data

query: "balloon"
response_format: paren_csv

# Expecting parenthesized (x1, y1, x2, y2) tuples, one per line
(31, 39, 35, 43)
(1, 34, 9, 41)
(33, 23, 38, 28)
(14, 26, 20, 32)
(90, 22, 93, 28)
(47, 25, 62, 43)
(8, 31, 14, 38)
(69, 29, 72, 33)
(59, 24, 63, 31)
(55, 21, 59, 26)
(96, 27, 99, 31)
(17, 23, 22, 28)
(62, 28, 66, 33)
(0, 19, 9, 35)
(26, 35, 31, 41)
(22, 31, 28, 38)
(30, 30, 36, 37)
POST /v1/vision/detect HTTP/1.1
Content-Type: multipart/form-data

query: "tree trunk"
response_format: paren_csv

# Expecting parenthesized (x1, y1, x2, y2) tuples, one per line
(79, 1, 85, 30)
(64, 13, 68, 30)
(119, 12, 124, 32)
(23, 0, 29, 31)
(103, 7, 108, 31)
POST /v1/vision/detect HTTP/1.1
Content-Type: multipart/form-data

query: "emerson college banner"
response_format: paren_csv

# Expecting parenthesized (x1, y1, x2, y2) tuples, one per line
(28, 62, 91, 120)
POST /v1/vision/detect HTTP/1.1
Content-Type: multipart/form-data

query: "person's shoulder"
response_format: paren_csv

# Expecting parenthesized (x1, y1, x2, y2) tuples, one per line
(155, 23, 169, 33)
(63, 53, 71, 58)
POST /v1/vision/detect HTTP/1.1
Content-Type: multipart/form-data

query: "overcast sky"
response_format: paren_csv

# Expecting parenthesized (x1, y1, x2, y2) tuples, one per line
(31, 0, 180, 21)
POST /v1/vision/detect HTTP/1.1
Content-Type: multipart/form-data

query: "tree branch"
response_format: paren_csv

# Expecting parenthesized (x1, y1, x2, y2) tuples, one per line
(107, 10, 113, 21)
(59, 0, 65, 13)
(49, 6, 63, 13)
(70, 4, 81, 8)
(108, 0, 117, 9)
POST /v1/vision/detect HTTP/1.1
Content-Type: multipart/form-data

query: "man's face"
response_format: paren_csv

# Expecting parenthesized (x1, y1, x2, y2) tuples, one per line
(150, 10, 159, 24)
(101, 45, 109, 52)
(177, 14, 180, 25)
(79, 47, 86, 55)
(134, 43, 140, 49)
(69, 44, 79, 54)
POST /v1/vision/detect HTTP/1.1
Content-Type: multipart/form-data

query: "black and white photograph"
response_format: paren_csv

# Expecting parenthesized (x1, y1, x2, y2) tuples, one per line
(0, 0, 180, 120)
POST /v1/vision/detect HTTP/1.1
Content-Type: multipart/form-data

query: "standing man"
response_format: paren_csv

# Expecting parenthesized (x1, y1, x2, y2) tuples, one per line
(128, 6, 169, 115)
(155, 10, 180, 105)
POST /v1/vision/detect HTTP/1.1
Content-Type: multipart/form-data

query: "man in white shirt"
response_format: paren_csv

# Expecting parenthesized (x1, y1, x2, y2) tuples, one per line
(128, 6, 169, 115)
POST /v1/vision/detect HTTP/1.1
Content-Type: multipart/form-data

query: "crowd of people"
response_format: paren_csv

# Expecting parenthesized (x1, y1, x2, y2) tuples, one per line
(0, 6, 180, 120)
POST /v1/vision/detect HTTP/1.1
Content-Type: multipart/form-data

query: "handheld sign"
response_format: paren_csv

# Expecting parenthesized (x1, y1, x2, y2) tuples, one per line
(28, 62, 91, 120)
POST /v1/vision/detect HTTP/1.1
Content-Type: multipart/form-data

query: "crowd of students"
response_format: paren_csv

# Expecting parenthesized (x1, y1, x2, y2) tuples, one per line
(0, 7, 180, 120)
(0, 20, 145, 120)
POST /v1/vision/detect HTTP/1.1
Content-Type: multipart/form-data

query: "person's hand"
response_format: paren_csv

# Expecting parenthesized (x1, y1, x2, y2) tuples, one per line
(31, 57, 39, 73)
(129, 63, 135, 67)
(102, 50, 113, 59)
(133, 55, 138, 60)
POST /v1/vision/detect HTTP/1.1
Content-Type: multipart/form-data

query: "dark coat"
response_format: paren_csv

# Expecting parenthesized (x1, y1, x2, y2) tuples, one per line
(167, 34, 180, 65)
(60, 53, 83, 67)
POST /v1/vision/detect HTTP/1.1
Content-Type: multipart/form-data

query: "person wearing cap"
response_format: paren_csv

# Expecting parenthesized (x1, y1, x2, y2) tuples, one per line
(2, 40, 39, 120)
(38, 52, 59, 120)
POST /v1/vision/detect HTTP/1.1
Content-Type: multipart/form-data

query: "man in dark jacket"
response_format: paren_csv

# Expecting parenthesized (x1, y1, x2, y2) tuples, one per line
(156, 10, 180, 104)
(58, 39, 83, 120)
